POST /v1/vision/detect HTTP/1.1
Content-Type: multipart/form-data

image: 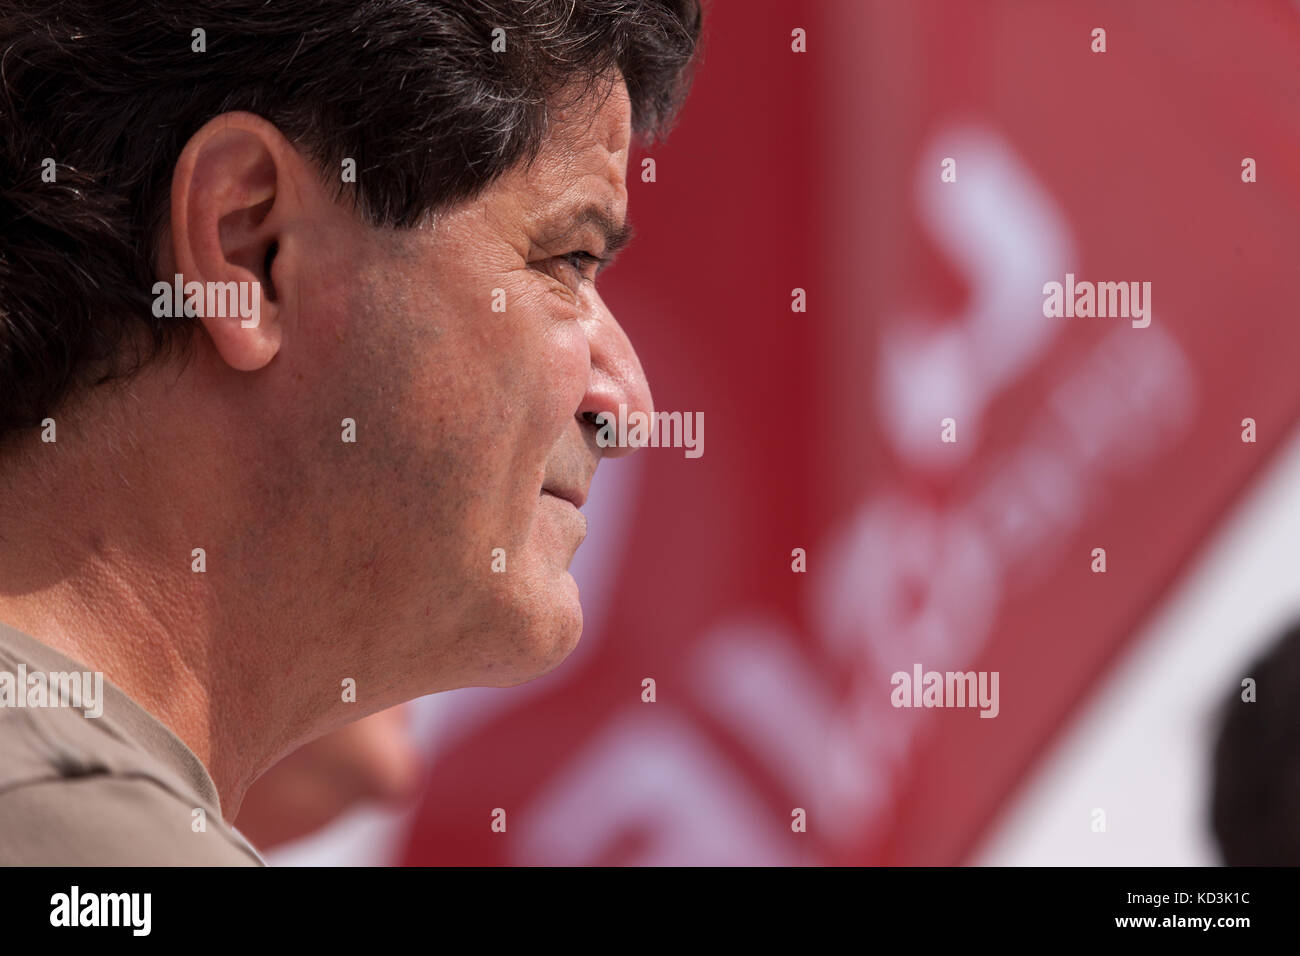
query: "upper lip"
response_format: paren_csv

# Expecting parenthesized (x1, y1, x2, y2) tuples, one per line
(542, 484, 587, 509)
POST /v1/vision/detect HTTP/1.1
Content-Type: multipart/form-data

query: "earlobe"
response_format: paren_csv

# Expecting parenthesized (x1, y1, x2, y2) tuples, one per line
(168, 112, 295, 372)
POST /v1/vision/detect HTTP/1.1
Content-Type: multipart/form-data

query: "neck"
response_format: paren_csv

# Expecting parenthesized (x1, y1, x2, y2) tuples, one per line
(0, 397, 324, 819)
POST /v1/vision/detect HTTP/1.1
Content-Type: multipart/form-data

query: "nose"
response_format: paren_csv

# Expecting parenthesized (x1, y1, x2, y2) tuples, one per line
(576, 295, 653, 459)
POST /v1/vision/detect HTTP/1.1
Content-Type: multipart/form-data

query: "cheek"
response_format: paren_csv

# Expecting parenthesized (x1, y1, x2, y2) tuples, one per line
(491, 277, 591, 435)
(457, 281, 589, 532)
(537, 320, 592, 421)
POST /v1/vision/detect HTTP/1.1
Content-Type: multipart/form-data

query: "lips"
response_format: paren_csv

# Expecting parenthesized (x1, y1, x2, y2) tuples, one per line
(541, 485, 587, 509)
(542, 455, 596, 510)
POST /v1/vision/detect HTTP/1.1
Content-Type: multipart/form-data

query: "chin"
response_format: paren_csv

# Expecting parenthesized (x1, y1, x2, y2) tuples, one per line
(483, 570, 585, 687)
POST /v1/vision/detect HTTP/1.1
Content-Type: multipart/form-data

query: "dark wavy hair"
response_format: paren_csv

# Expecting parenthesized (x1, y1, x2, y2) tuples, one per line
(0, 0, 702, 434)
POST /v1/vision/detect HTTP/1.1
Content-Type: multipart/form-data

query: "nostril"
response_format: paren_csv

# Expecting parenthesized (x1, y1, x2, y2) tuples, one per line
(581, 410, 604, 428)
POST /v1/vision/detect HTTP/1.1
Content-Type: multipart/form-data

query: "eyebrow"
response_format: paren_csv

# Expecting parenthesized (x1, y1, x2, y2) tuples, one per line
(536, 204, 636, 272)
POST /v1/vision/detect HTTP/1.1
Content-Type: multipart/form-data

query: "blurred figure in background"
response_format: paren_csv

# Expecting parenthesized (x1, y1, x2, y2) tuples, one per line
(1211, 621, 1300, 865)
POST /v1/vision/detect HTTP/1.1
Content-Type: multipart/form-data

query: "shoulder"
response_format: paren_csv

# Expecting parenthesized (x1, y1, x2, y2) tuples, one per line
(0, 773, 263, 865)
(0, 708, 262, 866)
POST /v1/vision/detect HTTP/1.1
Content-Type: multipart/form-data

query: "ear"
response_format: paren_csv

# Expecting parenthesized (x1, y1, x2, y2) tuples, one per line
(161, 111, 304, 372)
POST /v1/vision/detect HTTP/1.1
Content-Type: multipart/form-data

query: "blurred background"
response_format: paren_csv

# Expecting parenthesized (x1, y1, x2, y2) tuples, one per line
(236, 0, 1300, 865)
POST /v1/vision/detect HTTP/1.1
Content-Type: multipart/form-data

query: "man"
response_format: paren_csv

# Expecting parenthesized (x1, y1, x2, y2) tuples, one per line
(0, 0, 701, 864)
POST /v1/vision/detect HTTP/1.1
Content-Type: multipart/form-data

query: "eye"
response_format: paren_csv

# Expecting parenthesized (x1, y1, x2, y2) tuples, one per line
(552, 251, 603, 287)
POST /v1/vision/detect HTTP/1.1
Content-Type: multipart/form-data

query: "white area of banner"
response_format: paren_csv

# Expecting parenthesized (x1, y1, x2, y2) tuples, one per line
(973, 423, 1300, 865)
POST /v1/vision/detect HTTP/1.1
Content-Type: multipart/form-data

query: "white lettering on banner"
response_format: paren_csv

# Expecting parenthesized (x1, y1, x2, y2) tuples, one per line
(691, 620, 895, 843)
(685, 126, 1195, 855)
(513, 711, 809, 866)
(876, 124, 1074, 471)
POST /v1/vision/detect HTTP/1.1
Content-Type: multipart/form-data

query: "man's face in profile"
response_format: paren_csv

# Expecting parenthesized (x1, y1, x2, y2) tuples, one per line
(262, 77, 649, 699)
(0, 0, 700, 847)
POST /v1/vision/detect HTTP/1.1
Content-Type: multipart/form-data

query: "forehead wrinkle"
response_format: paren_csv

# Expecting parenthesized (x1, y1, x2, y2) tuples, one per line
(525, 79, 630, 189)
(494, 79, 631, 254)
(520, 148, 626, 236)
(547, 71, 630, 146)
(522, 131, 620, 202)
